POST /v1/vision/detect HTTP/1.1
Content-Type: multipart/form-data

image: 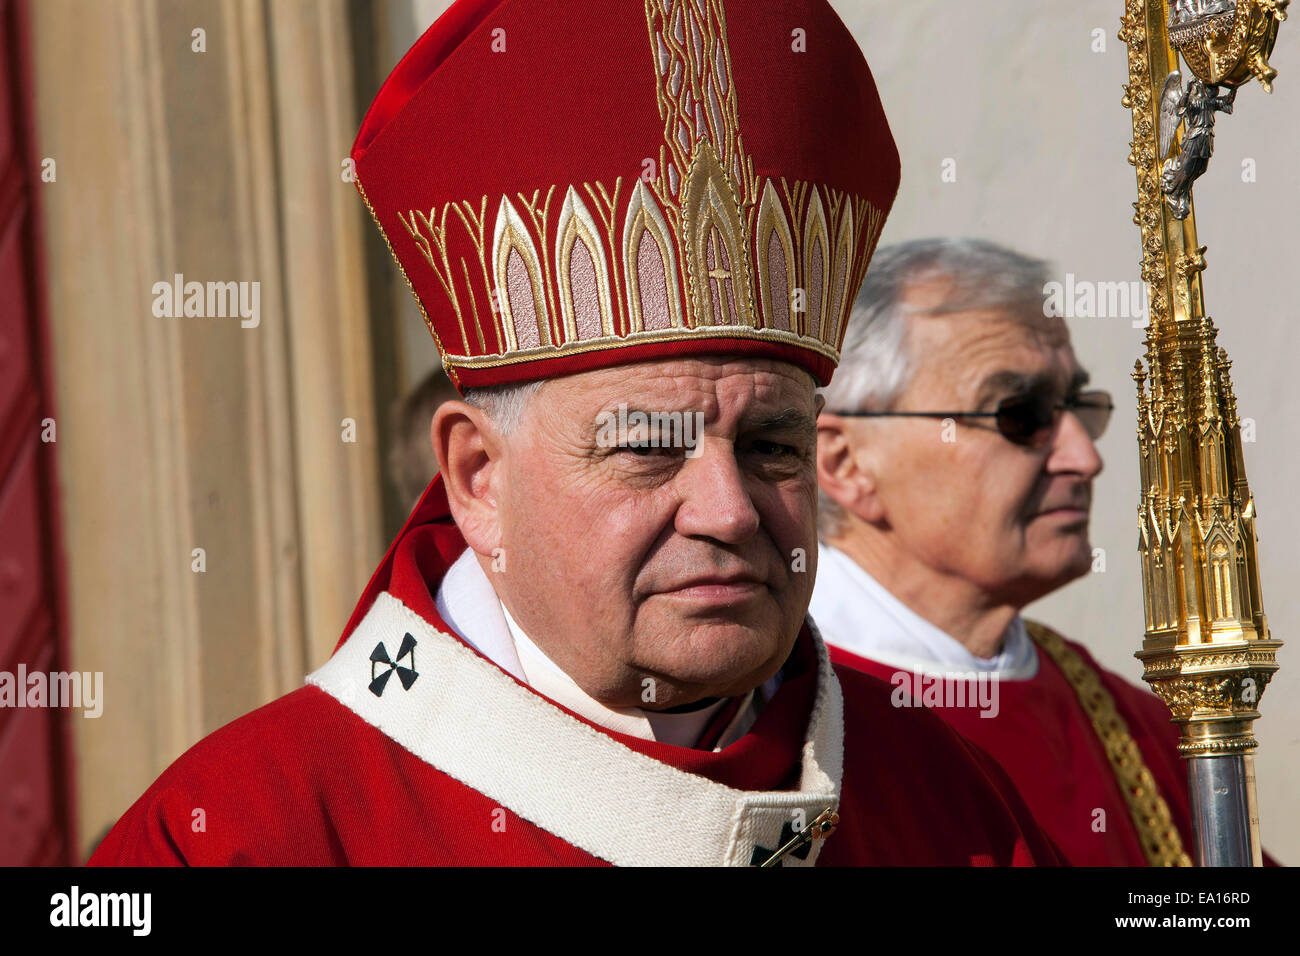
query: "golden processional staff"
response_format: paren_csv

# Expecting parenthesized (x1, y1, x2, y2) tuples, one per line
(1119, 0, 1286, 866)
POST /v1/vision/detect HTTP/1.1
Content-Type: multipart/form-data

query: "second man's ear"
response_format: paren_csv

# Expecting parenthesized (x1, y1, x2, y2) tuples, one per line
(816, 414, 885, 526)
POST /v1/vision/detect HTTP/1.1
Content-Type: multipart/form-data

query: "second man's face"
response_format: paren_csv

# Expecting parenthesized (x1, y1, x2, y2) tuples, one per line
(847, 286, 1105, 606)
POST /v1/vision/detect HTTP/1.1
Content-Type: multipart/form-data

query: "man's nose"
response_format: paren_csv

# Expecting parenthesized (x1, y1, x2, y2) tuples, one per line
(672, 439, 761, 544)
(1048, 409, 1105, 479)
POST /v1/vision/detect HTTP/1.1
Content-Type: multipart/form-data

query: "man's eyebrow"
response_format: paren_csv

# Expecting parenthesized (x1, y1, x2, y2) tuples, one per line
(742, 408, 818, 435)
(579, 405, 817, 441)
(975, 370, 1052, 404)
(974, 368, 1091, 405)
(579, 406, 686, 444)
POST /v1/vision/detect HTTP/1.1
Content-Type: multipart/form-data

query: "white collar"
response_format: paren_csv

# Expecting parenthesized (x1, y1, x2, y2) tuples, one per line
(434, 546, 525, 679)
(809, 541, 1039, 680)
(436, 548, 777, 749)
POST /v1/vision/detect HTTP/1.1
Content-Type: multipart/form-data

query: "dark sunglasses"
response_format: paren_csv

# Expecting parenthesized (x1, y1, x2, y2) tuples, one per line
(831, 389, 1115, 448)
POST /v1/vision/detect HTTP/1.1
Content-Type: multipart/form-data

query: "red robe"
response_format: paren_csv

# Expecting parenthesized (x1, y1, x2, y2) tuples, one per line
(89, 479, 1064, 867)
(829, 642, 1198, 866)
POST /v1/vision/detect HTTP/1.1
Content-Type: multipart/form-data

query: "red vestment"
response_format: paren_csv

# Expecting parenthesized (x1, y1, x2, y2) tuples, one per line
(90, 480, 1064, 867)
(829, 642, 1197, 866)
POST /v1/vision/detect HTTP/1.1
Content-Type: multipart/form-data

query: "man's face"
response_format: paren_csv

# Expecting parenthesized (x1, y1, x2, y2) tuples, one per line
(846, 280, 1104, 605)
(488, 357, 821, 709)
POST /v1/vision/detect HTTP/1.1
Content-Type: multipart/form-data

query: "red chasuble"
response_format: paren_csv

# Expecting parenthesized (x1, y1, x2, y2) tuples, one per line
(829, 642, 1197, 866)
(90, 479, 1064, 867)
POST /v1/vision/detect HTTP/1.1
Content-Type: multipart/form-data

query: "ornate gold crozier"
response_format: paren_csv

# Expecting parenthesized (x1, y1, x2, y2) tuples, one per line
(1118, 0, 1287, 866)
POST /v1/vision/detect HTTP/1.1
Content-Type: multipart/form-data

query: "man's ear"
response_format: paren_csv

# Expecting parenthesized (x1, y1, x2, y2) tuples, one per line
(816, 413, 886, 526)
(432, 401, 506, 557)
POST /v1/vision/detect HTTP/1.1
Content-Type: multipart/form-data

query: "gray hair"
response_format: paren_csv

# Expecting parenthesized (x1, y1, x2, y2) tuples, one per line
(461, 379, 546, 437)
(817, 238, 1054, 537)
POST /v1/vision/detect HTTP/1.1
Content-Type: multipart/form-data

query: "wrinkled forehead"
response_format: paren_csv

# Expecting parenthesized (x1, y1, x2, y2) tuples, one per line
(540, 356, 818, 425)
(905, 307, 1082, 403)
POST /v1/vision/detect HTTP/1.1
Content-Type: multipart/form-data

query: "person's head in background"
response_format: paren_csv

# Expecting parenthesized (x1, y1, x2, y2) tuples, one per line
(388, 368, 461, 510)
(815, 238, 1110, 647)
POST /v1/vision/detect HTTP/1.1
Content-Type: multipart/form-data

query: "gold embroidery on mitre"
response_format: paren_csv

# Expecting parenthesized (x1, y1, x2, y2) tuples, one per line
(579, 180, 627, 337)
(755, 180, 797, 333)
(555, 186, 617, 343)
(388, 0, 888, 375)
(623, 181, 684, 333)
(646, 0, 756, 225)
(449, 197, 496, 353)
(493, 194, 555, 352)
(395, 201, 471, 357)
(681, 140, 755, 329)
(801, 188, 831, 340)
(827, 200, 855, 348)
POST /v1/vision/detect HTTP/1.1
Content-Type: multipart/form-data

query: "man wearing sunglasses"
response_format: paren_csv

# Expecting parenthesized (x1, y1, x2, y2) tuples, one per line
(811, 238, 1198, 865)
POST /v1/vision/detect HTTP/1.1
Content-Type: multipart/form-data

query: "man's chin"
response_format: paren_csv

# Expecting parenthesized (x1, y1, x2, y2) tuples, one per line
(641, 621, 795, 701)
(1027, 517, 1093, 564)
(1037, 545, 1096, 592)
(1001, 538, 1095, 605)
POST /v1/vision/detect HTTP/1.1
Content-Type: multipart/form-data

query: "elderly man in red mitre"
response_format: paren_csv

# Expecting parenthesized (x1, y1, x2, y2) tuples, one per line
(90, 0, 1062, 866)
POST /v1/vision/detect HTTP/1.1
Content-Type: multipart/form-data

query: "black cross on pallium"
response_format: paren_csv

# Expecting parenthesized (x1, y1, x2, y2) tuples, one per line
(369, 633, 418, 697)
(749, 822, 813, 867)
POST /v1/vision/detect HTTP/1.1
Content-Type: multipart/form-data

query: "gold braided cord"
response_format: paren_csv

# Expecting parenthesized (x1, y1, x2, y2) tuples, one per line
(1025, 620, 1192, 867)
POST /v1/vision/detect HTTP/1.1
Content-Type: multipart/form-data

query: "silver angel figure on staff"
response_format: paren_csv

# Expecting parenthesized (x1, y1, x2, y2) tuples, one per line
(1159, 73, 1236, 218)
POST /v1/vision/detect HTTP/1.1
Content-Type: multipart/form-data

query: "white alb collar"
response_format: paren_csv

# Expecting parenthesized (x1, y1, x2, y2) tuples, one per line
(809, 540, 1039, 680)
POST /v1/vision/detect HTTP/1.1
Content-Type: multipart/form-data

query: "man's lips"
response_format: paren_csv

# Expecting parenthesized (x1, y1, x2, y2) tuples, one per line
(1034, 504, 1091, 519)
(1031, 486, 1092, 520)
(653, 574, 769, 600)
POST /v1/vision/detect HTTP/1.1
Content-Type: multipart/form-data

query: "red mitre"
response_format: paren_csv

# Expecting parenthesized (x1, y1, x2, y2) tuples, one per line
(352, 0, 899, 391)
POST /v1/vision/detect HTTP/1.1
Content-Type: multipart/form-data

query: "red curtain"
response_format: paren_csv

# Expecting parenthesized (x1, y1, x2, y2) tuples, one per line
(0, 0, 77, 866)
